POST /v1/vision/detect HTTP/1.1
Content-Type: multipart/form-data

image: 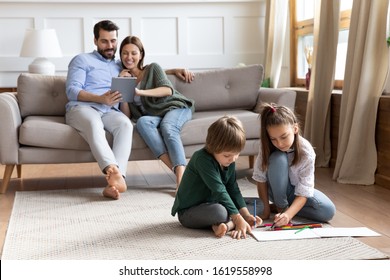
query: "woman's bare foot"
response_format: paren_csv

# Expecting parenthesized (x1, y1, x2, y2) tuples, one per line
(103, 185, 120, 200)
(212, 223, 229, 238)
(105, 165, 127, 193)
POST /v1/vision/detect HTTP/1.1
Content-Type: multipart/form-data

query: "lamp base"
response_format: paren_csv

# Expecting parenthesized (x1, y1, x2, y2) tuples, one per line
(28, 57, 55, 75)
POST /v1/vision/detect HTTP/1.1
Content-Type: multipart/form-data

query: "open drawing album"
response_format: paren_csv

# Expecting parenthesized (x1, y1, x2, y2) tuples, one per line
(111, 76, 137, 102)
(250, 227, 381, 242)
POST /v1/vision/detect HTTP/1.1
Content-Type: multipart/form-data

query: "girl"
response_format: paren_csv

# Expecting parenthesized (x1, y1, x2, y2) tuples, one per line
(253, 103, 336, 227)
(171, 116, 262, 239)
(118, 36, 194, 191)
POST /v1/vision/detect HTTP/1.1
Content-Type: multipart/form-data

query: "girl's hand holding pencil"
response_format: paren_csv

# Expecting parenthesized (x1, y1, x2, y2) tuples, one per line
(271, 207, 290, 228)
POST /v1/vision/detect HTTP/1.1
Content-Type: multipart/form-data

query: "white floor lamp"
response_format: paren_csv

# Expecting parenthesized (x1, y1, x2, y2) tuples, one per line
(20, 29, 62, 75)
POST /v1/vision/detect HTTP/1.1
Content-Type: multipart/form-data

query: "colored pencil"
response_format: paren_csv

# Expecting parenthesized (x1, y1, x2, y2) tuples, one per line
(273, 223, 322, 231)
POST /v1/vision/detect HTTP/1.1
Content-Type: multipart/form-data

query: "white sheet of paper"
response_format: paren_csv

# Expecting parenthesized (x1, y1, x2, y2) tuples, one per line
(251, 228, 319, 241)
(251, 227, 381, 242)
(312, 227, 381, 237)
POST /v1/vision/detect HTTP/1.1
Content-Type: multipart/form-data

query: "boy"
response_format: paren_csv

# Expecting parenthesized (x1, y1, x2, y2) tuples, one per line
(171, 116, 262, 239)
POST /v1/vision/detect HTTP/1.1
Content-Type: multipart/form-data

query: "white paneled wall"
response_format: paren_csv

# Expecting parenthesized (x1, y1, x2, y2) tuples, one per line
(0, 0, 266, 87)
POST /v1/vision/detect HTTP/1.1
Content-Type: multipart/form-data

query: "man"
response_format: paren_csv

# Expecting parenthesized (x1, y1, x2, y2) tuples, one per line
(65, 20, 193, 199)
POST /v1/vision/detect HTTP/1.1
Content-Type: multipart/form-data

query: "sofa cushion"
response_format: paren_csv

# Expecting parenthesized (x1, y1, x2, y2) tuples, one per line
(19, 110, 260, 153)
(169, 64, 263, 112)
(19, 116, 149, 151)
(181, 109, 260, 146)
(19, 116, 90, 150)
(18, 74, 68, 118)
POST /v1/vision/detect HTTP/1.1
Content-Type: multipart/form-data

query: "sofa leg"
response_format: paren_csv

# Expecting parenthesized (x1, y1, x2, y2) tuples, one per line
(17, 164, 22, 178)
(1, 164, 15, 194)
(249, 155, 254, 169)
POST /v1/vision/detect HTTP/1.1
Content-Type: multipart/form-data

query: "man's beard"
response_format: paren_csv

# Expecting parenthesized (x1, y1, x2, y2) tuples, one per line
(98, 47, 117, 60)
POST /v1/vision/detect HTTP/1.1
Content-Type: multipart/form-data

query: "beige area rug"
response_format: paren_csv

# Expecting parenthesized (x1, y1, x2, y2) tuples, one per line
(2, 178, 388, 260)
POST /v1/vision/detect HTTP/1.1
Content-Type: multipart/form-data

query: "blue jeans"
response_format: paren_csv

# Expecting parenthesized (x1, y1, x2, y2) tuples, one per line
(136, 108, 192, 170)
(267, 151, 336, 222)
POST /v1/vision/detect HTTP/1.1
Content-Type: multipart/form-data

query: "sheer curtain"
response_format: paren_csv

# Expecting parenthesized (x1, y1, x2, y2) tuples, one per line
(303, 0, 340, 167)
(333, 0, 389, 184)
(264, 0, 289, 88)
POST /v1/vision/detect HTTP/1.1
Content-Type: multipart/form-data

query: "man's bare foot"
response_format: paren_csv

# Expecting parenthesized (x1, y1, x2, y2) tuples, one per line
(103, 185, 120, 200)
(212, 223, 228, 238)
(105, 165, 127, 193)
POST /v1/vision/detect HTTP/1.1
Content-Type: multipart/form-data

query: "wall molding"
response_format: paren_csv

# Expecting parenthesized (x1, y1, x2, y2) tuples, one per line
(0, 0, 266, 87)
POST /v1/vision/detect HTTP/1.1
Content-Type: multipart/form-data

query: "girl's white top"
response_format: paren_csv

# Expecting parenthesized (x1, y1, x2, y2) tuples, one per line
(252, 136, 315, 197)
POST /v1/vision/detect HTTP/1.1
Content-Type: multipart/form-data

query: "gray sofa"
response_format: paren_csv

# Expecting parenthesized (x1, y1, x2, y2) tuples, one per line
(0, 64, 296, 193)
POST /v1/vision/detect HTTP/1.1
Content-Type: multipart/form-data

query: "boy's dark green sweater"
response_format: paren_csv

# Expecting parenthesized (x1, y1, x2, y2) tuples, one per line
(171, 148, 247, 216)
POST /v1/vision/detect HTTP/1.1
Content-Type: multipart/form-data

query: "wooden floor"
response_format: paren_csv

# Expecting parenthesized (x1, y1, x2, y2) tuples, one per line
(1, 157, 390, 259)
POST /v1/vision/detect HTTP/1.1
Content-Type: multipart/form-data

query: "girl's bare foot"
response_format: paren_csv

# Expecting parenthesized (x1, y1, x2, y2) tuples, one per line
(212, 223, 228, 238)
(103, 185, 120, 200)
(105, 165, 127, 193)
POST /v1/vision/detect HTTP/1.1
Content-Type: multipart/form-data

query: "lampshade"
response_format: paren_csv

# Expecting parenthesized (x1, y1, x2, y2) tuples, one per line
(20, 29, 62, 75)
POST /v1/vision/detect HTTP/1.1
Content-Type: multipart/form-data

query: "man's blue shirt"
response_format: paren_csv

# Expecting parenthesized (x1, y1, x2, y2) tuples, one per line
(65, 50, 122, 113)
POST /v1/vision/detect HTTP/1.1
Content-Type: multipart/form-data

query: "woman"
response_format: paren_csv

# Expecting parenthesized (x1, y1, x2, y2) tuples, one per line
(119, 36, 195, 192)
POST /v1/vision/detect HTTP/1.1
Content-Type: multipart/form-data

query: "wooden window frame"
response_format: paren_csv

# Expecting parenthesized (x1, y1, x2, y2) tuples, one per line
(290, 1, 351, 89)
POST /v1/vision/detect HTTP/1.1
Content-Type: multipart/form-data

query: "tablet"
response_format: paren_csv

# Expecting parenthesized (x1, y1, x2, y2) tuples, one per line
(111, 76, 137, 102)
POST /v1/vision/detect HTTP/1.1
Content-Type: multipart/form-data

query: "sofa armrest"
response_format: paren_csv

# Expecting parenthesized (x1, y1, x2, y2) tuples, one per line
(0, 92, 21, 164)
(256, 87, 297, 112)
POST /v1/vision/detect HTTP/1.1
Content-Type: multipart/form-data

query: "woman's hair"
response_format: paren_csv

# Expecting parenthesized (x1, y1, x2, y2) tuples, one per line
(205, 116, 246, 154)
(259, 103, 301, 170)
(119, 35, 145, 70)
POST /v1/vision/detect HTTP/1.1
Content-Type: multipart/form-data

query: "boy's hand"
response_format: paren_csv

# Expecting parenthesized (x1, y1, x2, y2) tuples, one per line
(243, 214, 263, 228)
(230, 214, 251, 240)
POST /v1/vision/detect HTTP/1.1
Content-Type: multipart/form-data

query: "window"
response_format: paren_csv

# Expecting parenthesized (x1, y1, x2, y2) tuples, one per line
(290, 0, 352, 89)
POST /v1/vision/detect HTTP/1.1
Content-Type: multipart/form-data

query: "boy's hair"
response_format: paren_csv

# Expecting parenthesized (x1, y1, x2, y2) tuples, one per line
(259, 103, 302, 170)
(93, 20, 119, 40)
(205, 116, 246, 154)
